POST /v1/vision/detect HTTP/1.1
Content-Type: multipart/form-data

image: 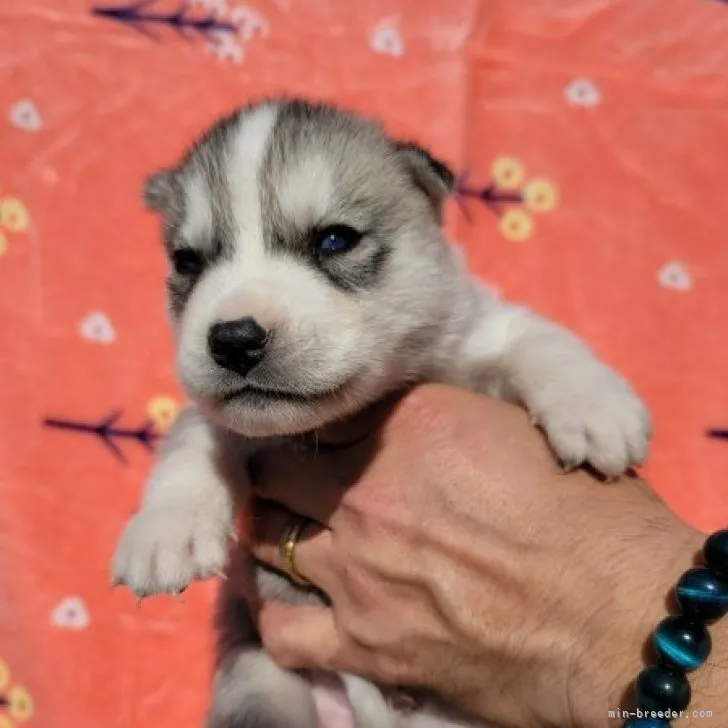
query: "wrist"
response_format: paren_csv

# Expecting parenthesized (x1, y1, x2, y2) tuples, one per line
(575, 521, 728, 728)
(569, 508, 705, 728)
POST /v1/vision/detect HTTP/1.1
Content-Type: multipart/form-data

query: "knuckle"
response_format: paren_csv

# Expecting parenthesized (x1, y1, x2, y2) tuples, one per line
(340, 483, 396, 533)
(340, 493, 371, 529)
(260, 630, 295, 666)
(398, 386, 446, 430)
(370, 650, 408, 685)
(338, 560, 372, 603)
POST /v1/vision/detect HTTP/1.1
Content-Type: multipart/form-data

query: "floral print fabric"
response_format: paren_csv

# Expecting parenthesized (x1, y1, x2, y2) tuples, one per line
(1, 1, 727, 726)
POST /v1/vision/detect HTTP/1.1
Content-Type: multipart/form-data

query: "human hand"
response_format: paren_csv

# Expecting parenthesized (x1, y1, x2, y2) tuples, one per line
(248, 384, 714, 728)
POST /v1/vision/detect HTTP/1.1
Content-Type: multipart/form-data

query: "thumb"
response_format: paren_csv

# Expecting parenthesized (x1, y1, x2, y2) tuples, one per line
(259, 602, 343, 671)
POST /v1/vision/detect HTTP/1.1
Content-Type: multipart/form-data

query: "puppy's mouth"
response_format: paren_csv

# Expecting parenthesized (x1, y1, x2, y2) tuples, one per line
(219, 382, 345, 405)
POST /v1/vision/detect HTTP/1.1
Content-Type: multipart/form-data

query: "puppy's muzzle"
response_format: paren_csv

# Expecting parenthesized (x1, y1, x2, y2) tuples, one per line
(208, 317, 269, 377)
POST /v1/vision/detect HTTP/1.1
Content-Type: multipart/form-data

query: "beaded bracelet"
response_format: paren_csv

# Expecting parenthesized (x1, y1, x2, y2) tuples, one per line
(623, 528, 728, 728)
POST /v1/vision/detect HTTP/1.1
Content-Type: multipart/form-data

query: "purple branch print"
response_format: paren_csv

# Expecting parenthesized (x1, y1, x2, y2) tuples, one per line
(91, 0, 236, 41)
(454, 171, 523, 220)
(43, 411, 159, 463)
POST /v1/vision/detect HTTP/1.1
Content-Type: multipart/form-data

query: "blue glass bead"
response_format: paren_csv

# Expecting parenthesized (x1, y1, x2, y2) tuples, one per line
(624, 719, 671, 728)
(636, 665, 691, 712)
(653, 615, 711, 670)
(705, 529, 728, 576)
(676, 567, 728, 621)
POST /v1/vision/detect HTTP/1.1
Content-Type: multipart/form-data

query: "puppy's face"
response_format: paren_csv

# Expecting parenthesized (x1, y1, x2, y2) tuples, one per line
(145, 99, 459, 437)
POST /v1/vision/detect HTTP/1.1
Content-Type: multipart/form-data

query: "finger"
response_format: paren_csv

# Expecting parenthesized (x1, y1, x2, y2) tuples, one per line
(249, 440, 373, 524)
(260, 602, 399, 688)
(251, 499, 335, 593)
(259, 601, 343, 672)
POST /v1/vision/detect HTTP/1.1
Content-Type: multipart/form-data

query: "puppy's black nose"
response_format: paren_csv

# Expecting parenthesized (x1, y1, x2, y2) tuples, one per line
(208, 317, 269, 376)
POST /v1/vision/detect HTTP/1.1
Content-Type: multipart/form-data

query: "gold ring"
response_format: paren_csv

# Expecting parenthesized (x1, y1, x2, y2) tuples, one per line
(279, 518, 310, 587)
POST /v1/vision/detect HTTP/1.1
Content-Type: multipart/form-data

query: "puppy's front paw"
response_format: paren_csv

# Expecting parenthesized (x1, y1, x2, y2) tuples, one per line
(531, 366, 651, 478)
(111, 504, 232, 598)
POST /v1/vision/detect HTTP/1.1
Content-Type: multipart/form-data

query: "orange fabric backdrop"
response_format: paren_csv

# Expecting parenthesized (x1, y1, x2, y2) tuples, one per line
(1, 0, 727, 726)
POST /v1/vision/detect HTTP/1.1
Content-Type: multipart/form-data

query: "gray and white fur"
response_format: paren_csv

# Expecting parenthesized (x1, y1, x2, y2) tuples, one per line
(112, 98, 651, 728)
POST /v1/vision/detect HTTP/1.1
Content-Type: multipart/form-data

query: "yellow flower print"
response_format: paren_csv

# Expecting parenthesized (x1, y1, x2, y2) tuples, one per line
(463, 157, 557, 241)
(498, 209, 533, 242)
(0, 659, 8, 690)
(523, 178, 558, 213)
(491, 156, 524, 189)
(0, 198, 29, 233)
(147, 395, 181, 433)
(0, 657, 33, 726)
(8, 686, 33, 721)
(0, 231, 7, 257)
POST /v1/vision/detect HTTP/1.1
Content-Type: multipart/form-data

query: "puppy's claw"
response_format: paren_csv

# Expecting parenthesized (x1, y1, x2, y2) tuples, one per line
(111, 505, 232, 601)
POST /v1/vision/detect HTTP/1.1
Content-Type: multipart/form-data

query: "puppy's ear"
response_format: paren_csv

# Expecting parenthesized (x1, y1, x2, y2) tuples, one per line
(143, 169, 177, 214)
(393, 141, 455, 213)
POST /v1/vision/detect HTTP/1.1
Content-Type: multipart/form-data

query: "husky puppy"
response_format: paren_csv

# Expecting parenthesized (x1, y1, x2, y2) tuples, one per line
(112, 98, 651, 728)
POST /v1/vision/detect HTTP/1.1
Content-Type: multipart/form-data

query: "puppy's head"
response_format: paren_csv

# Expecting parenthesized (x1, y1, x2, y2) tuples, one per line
(145, 99, 462, 437)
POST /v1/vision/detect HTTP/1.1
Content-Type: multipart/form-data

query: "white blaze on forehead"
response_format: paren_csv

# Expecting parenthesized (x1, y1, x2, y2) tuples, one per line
(278, 151, 335, 228)
(181, 173, 213, 246)
(226, 103, 279, 263)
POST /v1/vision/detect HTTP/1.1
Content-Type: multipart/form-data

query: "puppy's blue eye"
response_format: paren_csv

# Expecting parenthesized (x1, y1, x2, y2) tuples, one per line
(316, 225, 362, 255)
(172, 248, 205, 276)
